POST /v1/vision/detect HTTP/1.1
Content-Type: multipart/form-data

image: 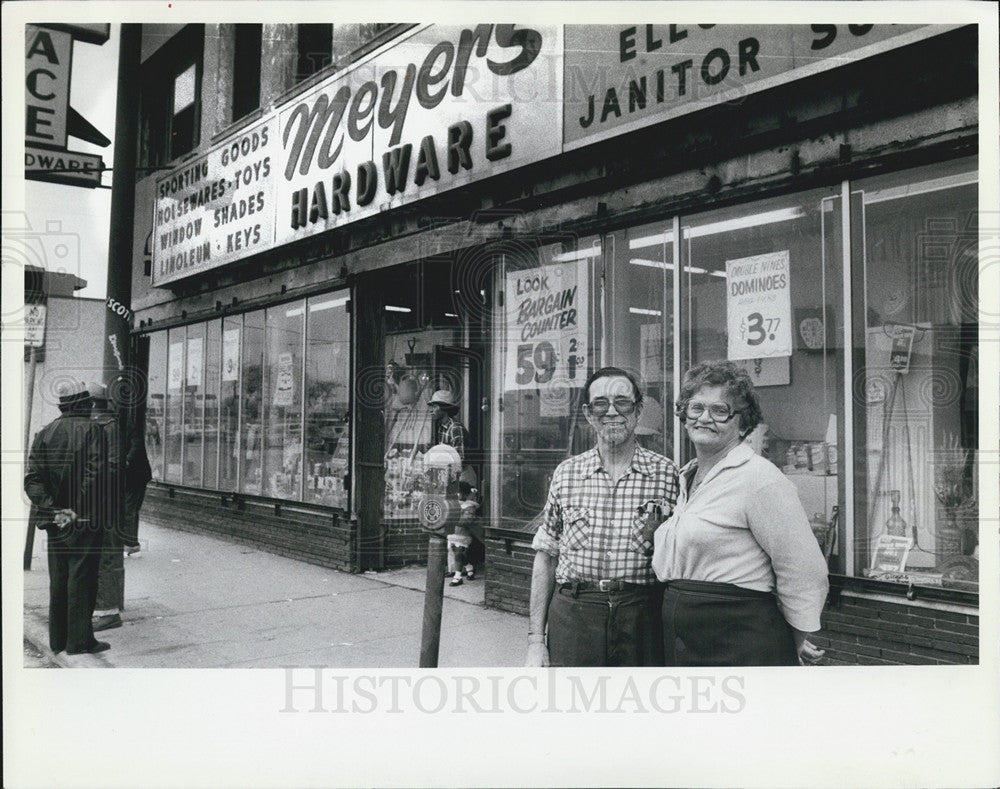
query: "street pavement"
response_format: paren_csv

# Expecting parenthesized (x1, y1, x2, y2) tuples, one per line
(22, 521, 528, 668)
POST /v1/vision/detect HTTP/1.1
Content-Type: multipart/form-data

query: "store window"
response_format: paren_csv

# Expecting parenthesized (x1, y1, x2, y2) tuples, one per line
(263, 301, 304, 499)
(183, 322, 206, 486)
(141, 293, 353, 506)
(203, 320, 221, 488)
(304, 293, 351, 508)
(605, 220, 676, 457)
(382, 262, 468, 521)
(164, 327, 185, 483)
(240, 310, 265, 495)
(145, 332, 167, 481)
(854, 158, 978, 591)
(497, 235, 601, 525)
(219, 315, 241, 491)
(681, 188, 845, 564)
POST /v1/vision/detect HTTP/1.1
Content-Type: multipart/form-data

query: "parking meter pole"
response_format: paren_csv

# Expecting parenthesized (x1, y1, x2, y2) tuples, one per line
(419, 535, 448, 667)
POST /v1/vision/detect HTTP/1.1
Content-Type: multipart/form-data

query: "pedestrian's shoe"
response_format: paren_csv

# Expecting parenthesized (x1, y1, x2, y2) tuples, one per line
(464, 566, 476, 581)
(92, 613, 122, 632)
(449, 574, 463, 587)
(124, 544, 141, 556)
(67, 640, 110, 655)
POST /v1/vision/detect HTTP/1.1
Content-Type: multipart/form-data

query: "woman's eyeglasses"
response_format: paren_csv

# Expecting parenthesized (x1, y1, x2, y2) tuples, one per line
(675, 401, 742, 422)
(585, 397, 638, 416)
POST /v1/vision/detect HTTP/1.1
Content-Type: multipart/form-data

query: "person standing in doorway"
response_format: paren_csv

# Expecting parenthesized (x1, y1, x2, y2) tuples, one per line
(90, 382, 125, 632)
(24, 380, 111, 654)
(428, 389, 476, 586)
(526, 367, 679, 667)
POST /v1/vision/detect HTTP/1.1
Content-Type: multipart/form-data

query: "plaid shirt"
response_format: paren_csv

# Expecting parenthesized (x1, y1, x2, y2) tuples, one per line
(437, 416, 465, 460)
(532, 445, 679, 585)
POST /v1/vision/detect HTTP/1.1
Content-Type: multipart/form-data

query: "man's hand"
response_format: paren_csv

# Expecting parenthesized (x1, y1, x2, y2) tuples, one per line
(798, 639, 826, 665)
(53, 509, 77, 529)
(792, 628, 826, 665)
(526, 641, 550, 667)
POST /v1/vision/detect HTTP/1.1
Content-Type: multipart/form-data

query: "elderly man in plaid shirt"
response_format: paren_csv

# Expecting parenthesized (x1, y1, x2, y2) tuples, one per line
(526, 367, 679, 667)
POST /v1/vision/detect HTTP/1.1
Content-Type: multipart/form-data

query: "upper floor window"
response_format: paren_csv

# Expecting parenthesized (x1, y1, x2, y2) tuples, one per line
(139, 25, 203, 170)
(232, 24, 263, 122)
(295, 24, 333, 83)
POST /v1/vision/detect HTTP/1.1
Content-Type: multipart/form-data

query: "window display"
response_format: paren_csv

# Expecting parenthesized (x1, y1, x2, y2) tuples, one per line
(203, 320, 221, 488)
(380, 261, 467, 522)
(606, 219, 676, 458)
(263, 301, 304, 499)
(680, 188, 845, 554)
(856, 159, 978, 590)
(142, 293, 352, 507)
(218, 315, 241, 491)
(145, 332, 166, 481)
(498, 236, 601, 525)
(304, 293, 350, 509)
(183, 322, 205, 486)
(240, 311, 264, 495)
(164, 327, 184, 483)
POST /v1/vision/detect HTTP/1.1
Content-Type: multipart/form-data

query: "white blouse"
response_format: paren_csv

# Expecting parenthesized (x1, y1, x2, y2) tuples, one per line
(651, 443, 829, 632)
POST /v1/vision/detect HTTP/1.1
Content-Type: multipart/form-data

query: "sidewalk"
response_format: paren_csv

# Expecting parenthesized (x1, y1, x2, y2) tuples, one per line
(23, 521, 528, 668)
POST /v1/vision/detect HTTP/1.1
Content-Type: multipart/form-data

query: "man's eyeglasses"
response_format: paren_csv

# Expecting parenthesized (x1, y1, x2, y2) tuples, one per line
(585, 397, 638, 417)
(675, 401, 743, 423)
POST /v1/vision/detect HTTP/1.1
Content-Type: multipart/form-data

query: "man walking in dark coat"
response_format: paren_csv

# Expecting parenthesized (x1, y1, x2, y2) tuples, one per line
(24, 380, 111, 654)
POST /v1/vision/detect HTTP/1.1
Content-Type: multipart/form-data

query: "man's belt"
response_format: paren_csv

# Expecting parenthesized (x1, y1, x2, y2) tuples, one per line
(559, 579, 653, 593)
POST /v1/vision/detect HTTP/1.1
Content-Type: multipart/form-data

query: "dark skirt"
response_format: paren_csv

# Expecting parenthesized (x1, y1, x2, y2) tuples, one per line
(661, 579, 798, 667)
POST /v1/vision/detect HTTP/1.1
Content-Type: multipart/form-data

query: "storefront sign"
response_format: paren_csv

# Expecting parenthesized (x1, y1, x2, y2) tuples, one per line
(273, 351, 295, 406)
(25, 25, 110, 188)
(726, 250, 792, 361)
(25, 25, 72, 149)
(25, 304, 47, 347)
(152, 24, 561, 285)
(504, 259, 588, 395)
(222, 327, 240, 381)
(152, 118, 278, 285)
(563, 24, 956, 148)
(25, 146, 104, 188)
(274, 24, 561, 248)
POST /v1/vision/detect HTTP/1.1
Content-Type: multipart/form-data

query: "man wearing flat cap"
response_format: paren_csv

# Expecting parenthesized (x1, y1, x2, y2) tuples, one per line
(24, 380, 112, 654)
(427, 389, 477, 586)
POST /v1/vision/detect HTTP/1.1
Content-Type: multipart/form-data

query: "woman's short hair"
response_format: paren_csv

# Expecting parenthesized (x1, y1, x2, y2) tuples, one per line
(678, 360, 763, 438)
(583, 366, 643, 407)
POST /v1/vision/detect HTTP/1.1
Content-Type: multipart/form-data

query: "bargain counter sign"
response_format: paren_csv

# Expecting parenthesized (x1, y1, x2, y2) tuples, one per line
(153, 23, 560, 285)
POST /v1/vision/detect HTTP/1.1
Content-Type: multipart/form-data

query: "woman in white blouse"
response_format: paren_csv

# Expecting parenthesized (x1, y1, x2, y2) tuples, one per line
(651, 360, 829, 666)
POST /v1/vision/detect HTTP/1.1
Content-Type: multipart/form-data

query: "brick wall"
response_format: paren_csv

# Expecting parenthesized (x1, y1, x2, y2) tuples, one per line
(815, 591, 978, 666)
(143, 485, 357, 572)
(382, 519, 428, 568)
(484, 535, 535, 616)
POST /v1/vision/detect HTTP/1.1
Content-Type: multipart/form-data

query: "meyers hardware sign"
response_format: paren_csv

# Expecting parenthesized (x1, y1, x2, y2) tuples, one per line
(153, 23, 560, 285)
